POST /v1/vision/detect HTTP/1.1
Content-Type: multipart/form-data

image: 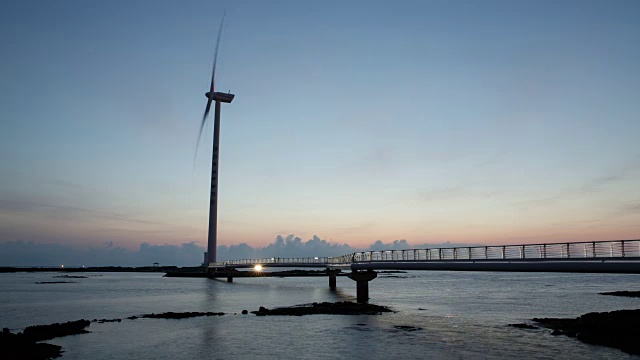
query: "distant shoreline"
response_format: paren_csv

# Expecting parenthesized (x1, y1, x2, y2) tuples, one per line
(0, 266, 196, 273)
(0, 267, 359, 278)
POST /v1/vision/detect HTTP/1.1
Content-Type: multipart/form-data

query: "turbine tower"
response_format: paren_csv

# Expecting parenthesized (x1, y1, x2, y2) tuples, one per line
(197, 13, 234, 265)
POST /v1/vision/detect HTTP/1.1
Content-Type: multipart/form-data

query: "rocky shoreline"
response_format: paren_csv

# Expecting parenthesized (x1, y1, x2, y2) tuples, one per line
(0, 302, 394, 359)
(4, 288, 639, 358)
(0, 266, 196, 273)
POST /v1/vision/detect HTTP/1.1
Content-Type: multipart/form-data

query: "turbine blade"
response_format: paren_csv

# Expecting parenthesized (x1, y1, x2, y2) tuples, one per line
(209, 10, 226, 94)
(195, 11, 226, 169)
(194, 99, 213, 165)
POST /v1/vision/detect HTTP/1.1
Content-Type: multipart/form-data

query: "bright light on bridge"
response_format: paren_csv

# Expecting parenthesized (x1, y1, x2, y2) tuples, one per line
(254, 265, 263, 272)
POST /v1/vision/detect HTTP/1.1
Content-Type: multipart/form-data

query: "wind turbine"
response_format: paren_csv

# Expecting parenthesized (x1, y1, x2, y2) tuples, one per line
(196, 12, 234, 266)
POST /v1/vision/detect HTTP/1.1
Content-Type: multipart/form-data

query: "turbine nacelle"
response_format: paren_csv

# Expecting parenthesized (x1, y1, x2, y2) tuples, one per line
(205, 91, 235, 103)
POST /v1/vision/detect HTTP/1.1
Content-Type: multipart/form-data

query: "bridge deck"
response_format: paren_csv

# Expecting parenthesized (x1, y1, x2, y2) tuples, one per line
(209, 239, 640, 273)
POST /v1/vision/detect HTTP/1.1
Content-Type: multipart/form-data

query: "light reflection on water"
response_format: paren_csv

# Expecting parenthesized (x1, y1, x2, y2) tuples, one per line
(0, 271, 638, 359)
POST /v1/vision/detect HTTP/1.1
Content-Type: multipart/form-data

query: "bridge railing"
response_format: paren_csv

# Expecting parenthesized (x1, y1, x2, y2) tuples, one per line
(210, 239, 640, 267)
(211, 254, 354, 267)
(351, 239, 640, 262)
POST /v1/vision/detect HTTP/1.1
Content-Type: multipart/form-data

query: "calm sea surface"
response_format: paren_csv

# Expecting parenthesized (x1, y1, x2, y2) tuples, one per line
(1, 271, 638, 359)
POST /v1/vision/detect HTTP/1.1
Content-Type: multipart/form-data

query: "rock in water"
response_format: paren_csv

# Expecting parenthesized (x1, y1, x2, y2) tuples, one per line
(0, 331, 62, 360)
(251, 301, 393, 316)
(23, 319, 91, 341)
(533, 308, 640, 355)
(136, 312, 224, 319)
(599, 291, 640, 298)
(393, 325, 423, 331)
(1, 320, 91, 360)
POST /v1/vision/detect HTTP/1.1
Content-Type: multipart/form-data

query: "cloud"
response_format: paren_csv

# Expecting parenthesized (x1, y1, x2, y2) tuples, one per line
(510, 195, 565, 210)
(218, 236, 484, 260)
(617, 202, 640, 216)
(417, 187, 466, 202)
(0, 235, 486, 266)
(580, 175, 623, 193)
(216, 243, 256, 261)
(0, 198, 189, 229)
(365, 239, 482, 251)
(367, 239, 409, 251)
(412, 184, 500, 206)
(0, 240, 206, 267)
(509, 159, 640, 211)
(217, 234, 355, 260)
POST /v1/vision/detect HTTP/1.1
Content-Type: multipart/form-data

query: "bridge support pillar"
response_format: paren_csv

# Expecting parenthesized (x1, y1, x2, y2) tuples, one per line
(226, 268, 235, 283)
(326, 269, 341, 290)
(347, 270, 377, 303)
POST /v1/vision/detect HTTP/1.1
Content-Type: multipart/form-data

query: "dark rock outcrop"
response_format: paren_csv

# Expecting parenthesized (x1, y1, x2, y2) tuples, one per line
(393, 325, 423, 331)
(92, 318, 121, 323)
(23, 320, 91, 342)
(0, 329, 62, 360)
(533, 309, 640, 355)
(251, 301, 393, 316)
(130, 311, 224, 319)
(1, 320, 91, 360)
(599, 291, 640, 298)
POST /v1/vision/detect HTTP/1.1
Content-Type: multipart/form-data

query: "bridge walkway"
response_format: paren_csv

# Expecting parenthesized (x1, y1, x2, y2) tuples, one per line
(208, 239, 640, 302)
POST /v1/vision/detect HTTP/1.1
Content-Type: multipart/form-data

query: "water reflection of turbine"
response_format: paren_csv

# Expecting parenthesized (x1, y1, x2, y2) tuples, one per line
(195, 11, 234, 265)
(200, 277, 226, 356)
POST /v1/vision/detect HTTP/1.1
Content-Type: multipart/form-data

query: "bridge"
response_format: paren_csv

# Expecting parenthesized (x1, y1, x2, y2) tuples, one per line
(208, 239, 640, 302)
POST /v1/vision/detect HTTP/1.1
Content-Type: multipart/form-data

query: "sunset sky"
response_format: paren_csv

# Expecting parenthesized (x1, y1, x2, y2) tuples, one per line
(1, 0, 639, 261)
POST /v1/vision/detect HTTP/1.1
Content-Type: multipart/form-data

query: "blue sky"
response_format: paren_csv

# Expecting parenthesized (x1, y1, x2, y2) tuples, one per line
(1, 0, 639, 261)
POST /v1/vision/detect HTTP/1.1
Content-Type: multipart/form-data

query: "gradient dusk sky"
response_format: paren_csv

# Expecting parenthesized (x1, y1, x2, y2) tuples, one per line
(1, 0, 639, 254)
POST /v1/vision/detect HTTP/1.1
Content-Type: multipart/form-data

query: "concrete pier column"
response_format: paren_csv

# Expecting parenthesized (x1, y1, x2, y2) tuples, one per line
(226, 268, 234, 283)
(347, 270, 377, 303)
(326, 269, 341, 290)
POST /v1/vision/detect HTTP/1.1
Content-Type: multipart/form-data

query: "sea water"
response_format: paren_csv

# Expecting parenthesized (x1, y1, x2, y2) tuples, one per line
(1, 271, 638, 359)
